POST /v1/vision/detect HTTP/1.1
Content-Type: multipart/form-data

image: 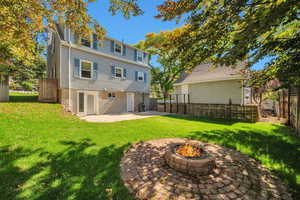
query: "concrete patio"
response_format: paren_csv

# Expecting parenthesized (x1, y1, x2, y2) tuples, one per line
(80, 111, 169, 123)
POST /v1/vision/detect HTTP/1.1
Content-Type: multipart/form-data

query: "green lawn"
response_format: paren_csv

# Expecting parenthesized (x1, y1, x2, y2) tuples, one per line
(1, 93, 300, 200)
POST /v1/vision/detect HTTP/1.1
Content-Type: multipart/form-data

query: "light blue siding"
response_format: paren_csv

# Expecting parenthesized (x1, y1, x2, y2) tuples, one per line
(68, 30, 149, 65)
(60, 47, 150, 93)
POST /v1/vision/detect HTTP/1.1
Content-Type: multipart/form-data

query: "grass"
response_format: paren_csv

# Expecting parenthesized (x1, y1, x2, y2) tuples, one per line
(0, 93, 300, 200)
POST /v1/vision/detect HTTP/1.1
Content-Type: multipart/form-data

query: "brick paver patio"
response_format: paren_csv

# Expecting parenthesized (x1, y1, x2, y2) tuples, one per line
(120, 138, 292, 200)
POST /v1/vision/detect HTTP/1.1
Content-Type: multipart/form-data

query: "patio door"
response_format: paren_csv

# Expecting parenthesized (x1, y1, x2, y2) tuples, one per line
(127, 93, 134, 112)
(78, 92, 85, 114)
(87, 94, 95, 115)
(77, 91, 98, 116)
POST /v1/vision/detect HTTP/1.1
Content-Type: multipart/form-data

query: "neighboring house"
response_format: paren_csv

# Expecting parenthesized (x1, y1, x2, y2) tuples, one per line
(174, 63, 250, 105)
(47, 24, 151, 116)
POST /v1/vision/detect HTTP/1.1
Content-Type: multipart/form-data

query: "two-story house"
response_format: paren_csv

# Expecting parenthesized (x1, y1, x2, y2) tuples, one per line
(47, 24, 151, 116)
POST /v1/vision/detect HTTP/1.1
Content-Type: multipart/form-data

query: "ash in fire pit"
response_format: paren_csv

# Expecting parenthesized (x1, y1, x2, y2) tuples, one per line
(165, 142, 216, 176)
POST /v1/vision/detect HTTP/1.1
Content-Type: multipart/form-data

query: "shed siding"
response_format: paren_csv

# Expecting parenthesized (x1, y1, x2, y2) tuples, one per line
(177, 80, 243, 104)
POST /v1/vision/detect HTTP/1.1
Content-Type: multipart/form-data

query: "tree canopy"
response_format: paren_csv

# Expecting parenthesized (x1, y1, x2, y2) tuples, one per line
(153, 0, 300, 87)
(0, 0, 142, 78)
(135, 29, 191, 96)
(1, 0, 299, 88)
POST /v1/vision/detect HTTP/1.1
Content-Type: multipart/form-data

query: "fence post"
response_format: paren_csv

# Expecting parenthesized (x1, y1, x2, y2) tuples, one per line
(0, 76, 9, 102)
(283, 90, 286, 118)
(169, 95, 172, 113)
(183, 94, 186, 114)
(176, 94, 179, 113)
(287, 87, 291, 125)
(228, 98, 232, 120)
(163, 95, 166, 112)
(297, 87, 300, 135)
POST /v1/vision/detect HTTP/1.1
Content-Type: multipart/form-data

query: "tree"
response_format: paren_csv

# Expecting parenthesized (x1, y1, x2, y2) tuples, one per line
(0, 0, 142, 100)
(154, 0, 300, 87)
(10, 56, 46, 91)
(135, 31, 192, 97)
(248, 70, 281, 117)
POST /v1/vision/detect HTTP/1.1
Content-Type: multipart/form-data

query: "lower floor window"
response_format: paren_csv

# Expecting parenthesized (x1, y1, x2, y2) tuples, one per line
(81, 60, 92, 79)
(115, 67, 123, 78)
(138, 71, 144, 81)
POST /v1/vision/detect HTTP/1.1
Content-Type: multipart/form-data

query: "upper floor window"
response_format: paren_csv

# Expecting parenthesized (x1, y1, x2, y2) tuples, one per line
(81, 38, 91, 48)
(114, 42, 123, 54)
(81, 60, 92, 79)
(137, 51, 144, 62)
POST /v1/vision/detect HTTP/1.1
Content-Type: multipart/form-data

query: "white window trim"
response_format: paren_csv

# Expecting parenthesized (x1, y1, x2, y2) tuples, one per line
(114, 42, 123, 55)
(80, 59, 93, 80)
(137, 51, 144, 63)
(108, 92, 116, 99)
(114, 66, 124, 79)
(137, 71, 144, 82)
(77, 91, 99, 116)
(80, 35, 92, 48)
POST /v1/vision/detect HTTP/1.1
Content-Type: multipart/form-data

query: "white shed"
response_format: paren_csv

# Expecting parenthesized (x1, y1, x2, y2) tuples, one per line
(174, 63, 249, 105)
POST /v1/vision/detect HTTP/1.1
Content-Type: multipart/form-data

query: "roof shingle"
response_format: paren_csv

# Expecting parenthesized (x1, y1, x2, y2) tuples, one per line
(174, 63, 246, 85)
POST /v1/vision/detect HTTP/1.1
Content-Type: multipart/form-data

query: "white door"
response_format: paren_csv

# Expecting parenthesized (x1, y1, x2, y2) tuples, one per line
(87, 94, 95, 115)
(127, 93, 134, 112)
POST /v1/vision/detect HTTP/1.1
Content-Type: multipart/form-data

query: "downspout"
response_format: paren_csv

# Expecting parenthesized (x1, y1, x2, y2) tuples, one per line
(68, 28, 72, 112)
(287, 87, 291, 125)
(241, 80, 244, 105)
(53, 25, 62, 104)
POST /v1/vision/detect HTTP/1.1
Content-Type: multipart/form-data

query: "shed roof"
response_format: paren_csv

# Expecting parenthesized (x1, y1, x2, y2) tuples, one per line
(174, 63, 247, 85)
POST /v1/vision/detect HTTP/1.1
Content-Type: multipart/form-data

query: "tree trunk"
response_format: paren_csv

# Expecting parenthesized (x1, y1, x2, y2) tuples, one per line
(0, 76, 9, 102)
(257, 94, 263, 119)
(297, 87, 300, 135)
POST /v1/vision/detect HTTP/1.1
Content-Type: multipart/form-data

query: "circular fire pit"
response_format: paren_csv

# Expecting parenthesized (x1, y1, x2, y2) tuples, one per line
(120, 138, 292, 200)
(165, 143, 216, 176)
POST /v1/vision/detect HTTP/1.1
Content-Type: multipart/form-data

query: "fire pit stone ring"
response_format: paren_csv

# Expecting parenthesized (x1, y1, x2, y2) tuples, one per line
(165, 142, 216, 176)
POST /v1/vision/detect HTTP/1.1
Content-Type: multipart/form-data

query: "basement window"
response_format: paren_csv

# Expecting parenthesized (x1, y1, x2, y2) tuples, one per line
(108, 92, 116, 98)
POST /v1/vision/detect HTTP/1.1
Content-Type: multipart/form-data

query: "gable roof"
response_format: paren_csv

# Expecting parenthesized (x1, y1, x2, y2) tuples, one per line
(55, 23, 147, 54)
(174, 63, 247, 85)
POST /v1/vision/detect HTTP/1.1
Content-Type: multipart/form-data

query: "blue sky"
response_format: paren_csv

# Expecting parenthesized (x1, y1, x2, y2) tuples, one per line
(87, 1, 183, 45)
(87, 1, 268, 70)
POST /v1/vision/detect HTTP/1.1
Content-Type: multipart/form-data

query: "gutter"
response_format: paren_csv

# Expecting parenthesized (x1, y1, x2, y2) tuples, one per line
(174, 77, 246, 86)
(68, 29, 72, 112)
(104, 36, 148, 52)
(61, 41, 151, 70)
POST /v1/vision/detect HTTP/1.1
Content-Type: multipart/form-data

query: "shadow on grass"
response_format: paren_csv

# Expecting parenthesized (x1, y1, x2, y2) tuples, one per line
(187, 127, 300, 199)
(161, 114, 243, 125)
(9, 94, 38, 102)
(0, 139, 133, 200)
